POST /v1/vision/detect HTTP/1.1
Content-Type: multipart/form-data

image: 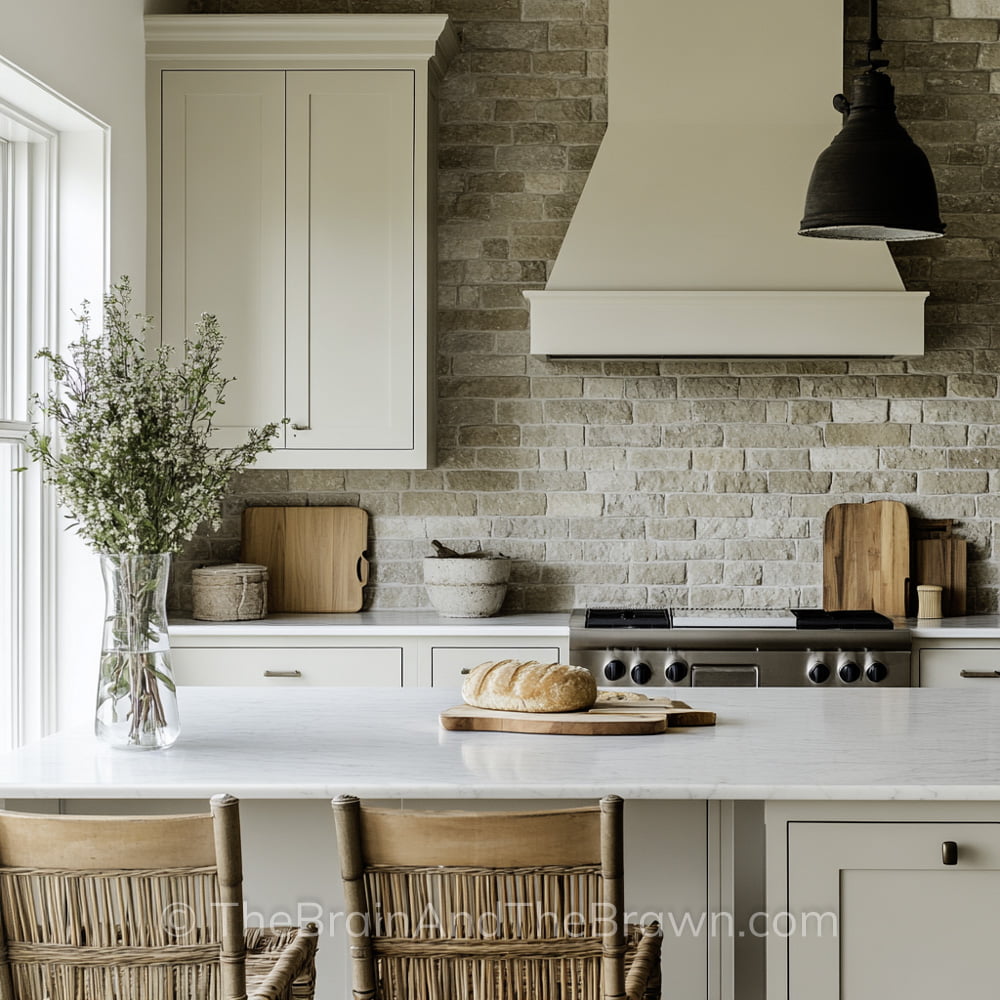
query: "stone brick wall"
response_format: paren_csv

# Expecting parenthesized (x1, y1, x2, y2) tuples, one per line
(174, 0, 1000, 615)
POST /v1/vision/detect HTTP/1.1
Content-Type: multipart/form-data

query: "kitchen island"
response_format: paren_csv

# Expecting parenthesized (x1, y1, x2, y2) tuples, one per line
(2, 686, 998, 1000)
(1, 685, 999, 800)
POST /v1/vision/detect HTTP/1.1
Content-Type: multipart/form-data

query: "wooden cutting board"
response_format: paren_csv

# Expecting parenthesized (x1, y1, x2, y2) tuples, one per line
(241, 506, 369, 612)
(823, 500, 909, 617)
(914, 537, 967, 616)
(440, 699, 716, 736)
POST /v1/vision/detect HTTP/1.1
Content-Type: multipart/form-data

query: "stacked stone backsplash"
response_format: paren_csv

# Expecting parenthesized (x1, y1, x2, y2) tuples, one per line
(173, 0, 1000, 615)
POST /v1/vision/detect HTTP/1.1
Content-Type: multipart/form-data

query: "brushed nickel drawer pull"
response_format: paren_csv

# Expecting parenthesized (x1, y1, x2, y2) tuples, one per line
(263, 669, 303, 678)
(942, 841, 958, 866)
(290, 423, 310, 431)
(960, 670, 1000, 679)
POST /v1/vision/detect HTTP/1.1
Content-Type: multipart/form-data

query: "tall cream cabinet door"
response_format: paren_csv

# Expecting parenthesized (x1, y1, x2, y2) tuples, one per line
(285, 71, 415, 454)
(784, 820, 1000, 1000)
(159, 71, 287, 450)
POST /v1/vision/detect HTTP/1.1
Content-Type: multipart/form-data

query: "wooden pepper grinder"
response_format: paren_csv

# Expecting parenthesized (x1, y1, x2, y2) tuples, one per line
(916, 584, 943, 620)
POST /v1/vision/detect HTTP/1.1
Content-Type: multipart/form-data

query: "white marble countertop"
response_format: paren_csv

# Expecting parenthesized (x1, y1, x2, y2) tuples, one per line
(168, 610, 570, 637)
(4, 687, 1000, 802)
(908, 614, 1000, 638)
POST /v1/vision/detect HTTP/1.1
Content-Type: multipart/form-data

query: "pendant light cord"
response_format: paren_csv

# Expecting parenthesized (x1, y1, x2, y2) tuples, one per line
(865, 0, 888, 70)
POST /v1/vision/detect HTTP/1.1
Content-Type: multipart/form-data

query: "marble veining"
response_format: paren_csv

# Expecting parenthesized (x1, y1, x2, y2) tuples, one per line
(3, 687, 1000, 801)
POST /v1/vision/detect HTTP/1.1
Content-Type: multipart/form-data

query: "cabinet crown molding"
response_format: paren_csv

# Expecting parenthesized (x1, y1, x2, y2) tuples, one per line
(144, 14, 458, 77)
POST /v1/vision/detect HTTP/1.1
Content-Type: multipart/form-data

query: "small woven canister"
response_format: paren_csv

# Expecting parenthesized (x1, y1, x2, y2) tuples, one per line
(192, 563, 269, 621)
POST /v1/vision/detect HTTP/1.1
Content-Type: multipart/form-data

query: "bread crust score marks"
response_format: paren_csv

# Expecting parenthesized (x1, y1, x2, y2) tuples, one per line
(461, 659, 598, 713)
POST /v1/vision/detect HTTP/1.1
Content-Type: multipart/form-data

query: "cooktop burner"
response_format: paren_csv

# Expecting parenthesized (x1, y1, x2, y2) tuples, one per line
(582, 607, 896, 630)
(584, 607, 673, 629)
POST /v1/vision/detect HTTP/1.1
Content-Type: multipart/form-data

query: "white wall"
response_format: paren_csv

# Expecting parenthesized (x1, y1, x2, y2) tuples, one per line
(1, 0, 184, 730)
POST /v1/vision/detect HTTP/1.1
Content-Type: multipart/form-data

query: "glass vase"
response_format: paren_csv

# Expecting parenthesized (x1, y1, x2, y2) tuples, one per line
(95, 552, 180, 750)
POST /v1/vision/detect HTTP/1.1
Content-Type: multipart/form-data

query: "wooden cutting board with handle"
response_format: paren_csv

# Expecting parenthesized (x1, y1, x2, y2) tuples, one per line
(823, 500, 909, 617)
(440, 699, 716, 736)
(241, 506, 369, 612)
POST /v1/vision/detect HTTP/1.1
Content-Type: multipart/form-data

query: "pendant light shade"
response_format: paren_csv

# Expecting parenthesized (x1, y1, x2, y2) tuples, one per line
(799, 0, 944, 241)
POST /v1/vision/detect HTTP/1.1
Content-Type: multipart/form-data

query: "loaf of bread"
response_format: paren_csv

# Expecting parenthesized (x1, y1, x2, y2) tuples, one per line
(462, 659, 597, 713)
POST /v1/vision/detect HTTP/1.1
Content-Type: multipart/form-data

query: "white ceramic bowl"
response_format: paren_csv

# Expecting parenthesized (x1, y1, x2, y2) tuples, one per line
(423, 557, 511, 617)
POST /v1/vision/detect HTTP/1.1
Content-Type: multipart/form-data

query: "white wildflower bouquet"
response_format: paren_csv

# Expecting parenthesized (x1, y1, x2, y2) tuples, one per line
(25, 277, 281, 553)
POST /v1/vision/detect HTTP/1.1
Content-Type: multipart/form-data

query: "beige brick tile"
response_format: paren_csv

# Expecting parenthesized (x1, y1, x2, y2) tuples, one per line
(477, 492, 547, 515)
(917, 470, 990, 493)
(824, 423, 912, 447)
(809, 447, 879, 470)
(546, 492, 605, 516)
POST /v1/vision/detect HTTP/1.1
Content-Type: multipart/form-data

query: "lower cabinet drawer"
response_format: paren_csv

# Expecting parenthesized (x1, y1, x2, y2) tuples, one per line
(431, 646, 561, 687)
(919, 648, 1000, 688)
(172, 646, 403, 687)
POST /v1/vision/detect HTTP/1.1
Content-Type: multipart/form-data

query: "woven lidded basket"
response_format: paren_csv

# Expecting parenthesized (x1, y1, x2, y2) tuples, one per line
(192, 563, 269, 621)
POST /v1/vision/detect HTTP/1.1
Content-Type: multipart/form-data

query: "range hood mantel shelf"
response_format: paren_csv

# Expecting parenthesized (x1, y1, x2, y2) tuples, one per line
(525, 289, 926, 358)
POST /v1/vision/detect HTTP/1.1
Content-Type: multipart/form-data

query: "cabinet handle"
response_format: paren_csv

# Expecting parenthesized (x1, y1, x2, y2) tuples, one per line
(290, 423, 310, 431)
(263, 669, 303, 678)
(959, 670, 1000, 679)
(942, 841, 958, 866)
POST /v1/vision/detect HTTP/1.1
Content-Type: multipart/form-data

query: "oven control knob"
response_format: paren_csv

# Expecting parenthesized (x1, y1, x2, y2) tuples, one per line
(604, 658, 627, 682)
(808, 662, 830, 684)
(631, 661, 653, 685)
(839, 661, 861, 684)
(665, 661, 688, 684)
(866, 661, 889, 684)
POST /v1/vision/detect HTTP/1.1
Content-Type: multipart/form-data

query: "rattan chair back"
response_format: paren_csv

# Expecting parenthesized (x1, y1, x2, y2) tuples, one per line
(0, 794, 312, 1000)
(333, 795, 660, 1000)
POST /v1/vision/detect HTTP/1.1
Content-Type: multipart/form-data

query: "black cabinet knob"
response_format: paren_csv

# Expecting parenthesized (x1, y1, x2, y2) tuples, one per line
(839, 661, 861, 683)
(665, 661, 688, 684)
(808, 662, 830, 684)
(942, 841, 958, 866)
(604, 658, 627, 681)
(631, 661, 653, 685)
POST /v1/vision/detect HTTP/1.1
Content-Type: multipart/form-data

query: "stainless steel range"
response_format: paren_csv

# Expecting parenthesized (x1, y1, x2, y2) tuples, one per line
(570, 607, 913, 688)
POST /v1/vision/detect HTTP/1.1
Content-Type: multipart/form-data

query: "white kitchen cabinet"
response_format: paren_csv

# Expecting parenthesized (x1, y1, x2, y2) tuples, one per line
(766, 802, 1000, 1000)
(916, 643, 1000, 688)
(167, 612, 571, 690)
(171, 645, 403, 687)
(145, 15, 458, 468)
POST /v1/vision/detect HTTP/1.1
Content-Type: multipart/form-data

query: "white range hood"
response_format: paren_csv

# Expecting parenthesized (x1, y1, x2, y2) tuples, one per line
(525, 0, 927, 358)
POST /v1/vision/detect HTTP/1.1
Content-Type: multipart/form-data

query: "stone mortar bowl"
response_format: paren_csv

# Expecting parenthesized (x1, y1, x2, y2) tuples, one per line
(423, 556, 511, 618)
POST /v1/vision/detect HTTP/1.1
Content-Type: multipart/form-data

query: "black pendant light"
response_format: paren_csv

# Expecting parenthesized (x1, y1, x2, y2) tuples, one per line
(799, 0, 944, 241)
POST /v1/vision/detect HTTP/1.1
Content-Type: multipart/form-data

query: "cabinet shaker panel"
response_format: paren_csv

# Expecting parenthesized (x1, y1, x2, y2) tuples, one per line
(285, 71, 414, 452)
(785, 821, 1000, 1000)
(919, 646, 1000, 687)
(159, 71, 286, 449)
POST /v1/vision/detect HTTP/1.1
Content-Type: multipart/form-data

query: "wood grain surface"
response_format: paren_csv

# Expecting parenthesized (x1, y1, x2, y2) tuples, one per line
(440, 699, 716, 735)
(241, 506, 369, 612)
(823, 500, 909, 617)
(914, 537, 967, 616)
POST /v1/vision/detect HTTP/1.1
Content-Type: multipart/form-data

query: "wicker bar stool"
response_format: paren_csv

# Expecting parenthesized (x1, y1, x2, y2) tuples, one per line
(0, 794, 317, 1000)
(332, 794, 661, 1000)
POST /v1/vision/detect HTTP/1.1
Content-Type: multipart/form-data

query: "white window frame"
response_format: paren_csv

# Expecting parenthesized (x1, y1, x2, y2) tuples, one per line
(0, 56, 109, 749)
(0, 108, 57, 750)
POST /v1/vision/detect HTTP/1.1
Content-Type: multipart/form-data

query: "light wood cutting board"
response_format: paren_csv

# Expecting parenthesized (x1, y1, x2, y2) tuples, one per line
(241, 506, 369, 612)
(823, 500, 909, 617)
(440, 699, 716, 736)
